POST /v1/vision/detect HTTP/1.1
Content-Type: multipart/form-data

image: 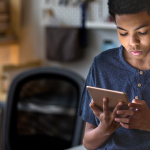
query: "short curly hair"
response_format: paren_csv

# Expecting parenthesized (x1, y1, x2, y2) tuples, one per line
(108, 0, 150, 21)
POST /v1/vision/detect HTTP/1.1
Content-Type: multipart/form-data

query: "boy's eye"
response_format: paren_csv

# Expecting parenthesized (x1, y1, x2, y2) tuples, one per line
(138, 30, 148, 35)
(120, 33, 128, 36)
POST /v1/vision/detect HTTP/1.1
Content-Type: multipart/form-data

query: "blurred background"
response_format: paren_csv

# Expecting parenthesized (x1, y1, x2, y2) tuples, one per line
(0, 0, 120, 101)
(0, 0, 121, 149)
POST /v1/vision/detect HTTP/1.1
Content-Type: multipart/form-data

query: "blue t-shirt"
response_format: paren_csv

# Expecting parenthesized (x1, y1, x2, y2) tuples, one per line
(78, 45, 150, 150)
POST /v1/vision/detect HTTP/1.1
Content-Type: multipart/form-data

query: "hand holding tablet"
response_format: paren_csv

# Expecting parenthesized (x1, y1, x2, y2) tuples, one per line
(87, 86, 130, 111)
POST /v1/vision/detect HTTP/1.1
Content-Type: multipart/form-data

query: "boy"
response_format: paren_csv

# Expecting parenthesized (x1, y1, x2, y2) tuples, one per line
(78, 0, 150, 149)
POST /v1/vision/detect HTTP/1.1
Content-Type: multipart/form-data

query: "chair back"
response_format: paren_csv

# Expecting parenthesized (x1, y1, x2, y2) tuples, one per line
(2, 67, 85, 150)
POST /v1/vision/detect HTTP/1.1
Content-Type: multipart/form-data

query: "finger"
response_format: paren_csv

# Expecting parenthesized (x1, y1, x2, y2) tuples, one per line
(112, 101, 123, 116)
(128, 102, 142, 110)
(117, 109, 135, 116)
(89, 99, 99, 110)
(115, 117, 135, 124)
(103, 98, 110, 113)
(129, 107, 134, 110)
(89, 99, 103, 118)
(132, 99, 145, 104)
(117, 103, 131, 118)
(120, 122, 135, 129)
(120, 106, 133, 118)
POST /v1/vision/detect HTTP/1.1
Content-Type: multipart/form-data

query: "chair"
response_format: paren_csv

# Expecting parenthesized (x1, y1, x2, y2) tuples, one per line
(2, 67, 85, 150)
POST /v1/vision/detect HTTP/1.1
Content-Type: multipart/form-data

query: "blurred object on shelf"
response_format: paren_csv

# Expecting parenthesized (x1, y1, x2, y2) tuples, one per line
(0, 0, 8, 13)
(87, 0, 109, 22)
(0, 14, 9, 23)
(42, 0, 115, 29)
(42, 0, 105, 27)
(0, 0, 22, 43)
(59, 0, 69, 5)
(46, 27, 85, 62)
(85, 0, 116, 29)
(0, 59, 41, 102)
(0, 0, 10, 35)
(42, 0, 82, 27)
(102, 40, 116, 51)
(69, 0, 87, 6)
(0, 34, 17, 44)
(43, 9, 62, 26)
(87, 0, 100, 21)
(0, 23, 9, 34)
(45, 0, 90, 6)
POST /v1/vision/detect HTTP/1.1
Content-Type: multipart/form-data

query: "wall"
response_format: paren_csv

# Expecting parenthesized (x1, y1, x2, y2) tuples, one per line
(20, 0, 44, 63)
(20, 0, 120, 79)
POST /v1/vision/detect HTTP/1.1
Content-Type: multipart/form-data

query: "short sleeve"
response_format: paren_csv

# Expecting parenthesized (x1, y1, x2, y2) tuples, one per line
(78, 59, 97, 126)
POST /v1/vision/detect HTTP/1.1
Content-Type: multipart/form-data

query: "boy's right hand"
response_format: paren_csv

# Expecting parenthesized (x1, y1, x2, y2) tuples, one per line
(90, 98, 123, 135)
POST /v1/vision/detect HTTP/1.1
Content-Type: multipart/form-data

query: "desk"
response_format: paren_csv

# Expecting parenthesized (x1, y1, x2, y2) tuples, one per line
(66, 145, 86, 150)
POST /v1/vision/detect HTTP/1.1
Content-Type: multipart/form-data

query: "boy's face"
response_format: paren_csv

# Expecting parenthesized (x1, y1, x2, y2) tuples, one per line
(116, 11, 150, 61)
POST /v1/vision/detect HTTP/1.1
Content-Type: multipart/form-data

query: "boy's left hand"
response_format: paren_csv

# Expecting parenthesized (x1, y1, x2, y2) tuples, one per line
(114, 99, 150, 131)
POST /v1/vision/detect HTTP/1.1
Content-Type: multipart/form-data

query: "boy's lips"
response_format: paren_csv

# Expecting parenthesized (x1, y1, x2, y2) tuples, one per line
(131, 51, 142, 56)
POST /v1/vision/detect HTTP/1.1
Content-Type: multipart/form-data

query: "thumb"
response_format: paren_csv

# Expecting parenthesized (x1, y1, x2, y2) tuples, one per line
(132, 99, 141, 104)
(89, 99, 102, 118)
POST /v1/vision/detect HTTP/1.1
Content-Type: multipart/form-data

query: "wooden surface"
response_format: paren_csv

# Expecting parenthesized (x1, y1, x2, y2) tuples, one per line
(0, 42, 20, 65)
(0, 59, 41, 102)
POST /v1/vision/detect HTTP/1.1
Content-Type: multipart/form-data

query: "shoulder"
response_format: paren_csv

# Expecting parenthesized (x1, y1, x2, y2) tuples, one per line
(93, 47, 120, 66)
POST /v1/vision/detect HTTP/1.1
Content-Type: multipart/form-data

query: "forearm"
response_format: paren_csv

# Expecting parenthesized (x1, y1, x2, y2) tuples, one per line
(83, 125, 111, 150)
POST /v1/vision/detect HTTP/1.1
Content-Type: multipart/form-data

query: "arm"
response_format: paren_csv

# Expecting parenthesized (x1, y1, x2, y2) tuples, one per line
(83, 98, 123, 150)
(83, 122, 111, 150)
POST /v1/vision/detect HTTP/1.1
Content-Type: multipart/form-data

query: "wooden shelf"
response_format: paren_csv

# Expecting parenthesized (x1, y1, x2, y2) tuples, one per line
(86, 21, 116, 29)
(42, 21, 117, 29)
(0, 35, 18, 45)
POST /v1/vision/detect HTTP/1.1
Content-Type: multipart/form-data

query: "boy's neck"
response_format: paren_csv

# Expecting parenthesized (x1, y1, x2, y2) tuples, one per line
(123, 48, 150, 71)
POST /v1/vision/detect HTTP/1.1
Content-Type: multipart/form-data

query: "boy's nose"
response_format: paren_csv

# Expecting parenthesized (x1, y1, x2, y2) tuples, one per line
(129, 35, 140, 46)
